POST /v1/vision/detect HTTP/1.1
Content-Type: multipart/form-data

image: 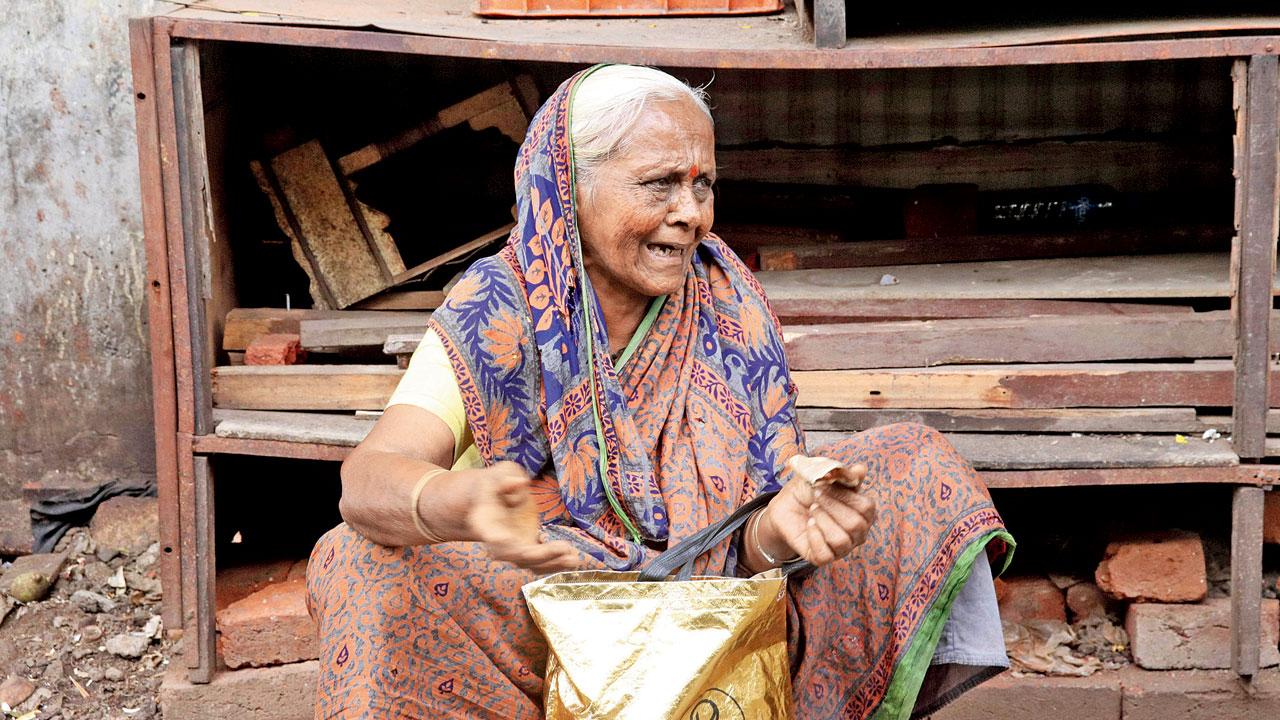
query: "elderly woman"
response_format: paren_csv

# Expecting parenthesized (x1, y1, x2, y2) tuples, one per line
(308, 65, 1012, 720)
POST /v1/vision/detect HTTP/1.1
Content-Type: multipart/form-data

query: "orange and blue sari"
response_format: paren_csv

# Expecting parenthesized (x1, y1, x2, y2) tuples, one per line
(308, 66, 1013, 720)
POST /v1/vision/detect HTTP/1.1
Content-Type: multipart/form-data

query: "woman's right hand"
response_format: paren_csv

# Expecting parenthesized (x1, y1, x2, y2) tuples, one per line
(460, 461, 581, 574)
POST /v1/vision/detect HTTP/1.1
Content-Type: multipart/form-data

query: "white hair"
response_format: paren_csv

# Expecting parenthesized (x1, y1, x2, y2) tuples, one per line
(569, 65, 712, 192)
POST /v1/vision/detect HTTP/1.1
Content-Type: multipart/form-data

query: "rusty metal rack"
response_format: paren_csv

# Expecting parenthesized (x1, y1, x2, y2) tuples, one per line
(131, 2, 1280, 684)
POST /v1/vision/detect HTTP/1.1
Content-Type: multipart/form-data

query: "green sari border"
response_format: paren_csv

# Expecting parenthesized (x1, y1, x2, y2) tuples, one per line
(870, 528, 1016, 720)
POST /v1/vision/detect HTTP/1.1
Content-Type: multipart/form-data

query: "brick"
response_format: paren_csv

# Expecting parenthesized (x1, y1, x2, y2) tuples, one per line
(218, 559, 301, 611)
(0, 499, 33, 556)
(245, 333, 304, 366)
(1065, 582, 1109, 622)
(1095, 530, 1206, 603)
(1125, 598, 1280, 670)
(217, 578, 317, 669)
(90, 496, 158, 557)
(933, 670, 1121, 720)
(160, 660, 317, 720)
(997, 576, 1067, 623)
(1120, 667, 1280, 720)
(1265, 491, 1280, 544)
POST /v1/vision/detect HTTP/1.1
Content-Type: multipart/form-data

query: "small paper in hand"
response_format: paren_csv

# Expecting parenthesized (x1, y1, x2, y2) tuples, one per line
(787, 455, 862, 490)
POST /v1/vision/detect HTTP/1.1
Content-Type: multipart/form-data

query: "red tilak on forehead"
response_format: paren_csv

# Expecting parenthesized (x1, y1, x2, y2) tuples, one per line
(689, 164, 699, 178)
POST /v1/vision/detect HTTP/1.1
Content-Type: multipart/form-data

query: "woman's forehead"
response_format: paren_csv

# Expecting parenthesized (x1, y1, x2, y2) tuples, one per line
(615, 103, 715, 170)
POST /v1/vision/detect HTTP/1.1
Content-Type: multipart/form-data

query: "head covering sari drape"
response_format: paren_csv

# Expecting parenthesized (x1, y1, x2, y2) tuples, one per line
(428, 65, 804, 572)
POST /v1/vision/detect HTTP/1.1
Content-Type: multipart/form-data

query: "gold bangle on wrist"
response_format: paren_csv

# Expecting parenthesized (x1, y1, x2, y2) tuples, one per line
(410, 468, 449, 544)
(751, 506, 800, 567)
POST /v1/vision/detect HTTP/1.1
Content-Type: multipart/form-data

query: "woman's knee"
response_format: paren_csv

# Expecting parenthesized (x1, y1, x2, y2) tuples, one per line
(307, 522, 389, 621)
(879, 421, 946, 446)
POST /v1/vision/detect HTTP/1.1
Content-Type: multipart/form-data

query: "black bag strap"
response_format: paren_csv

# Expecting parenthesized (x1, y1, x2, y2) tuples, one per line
(638, 492, 811, 582)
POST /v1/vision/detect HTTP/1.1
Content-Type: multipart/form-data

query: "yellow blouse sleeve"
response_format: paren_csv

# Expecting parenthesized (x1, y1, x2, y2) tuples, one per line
(385, 327, 479, 468)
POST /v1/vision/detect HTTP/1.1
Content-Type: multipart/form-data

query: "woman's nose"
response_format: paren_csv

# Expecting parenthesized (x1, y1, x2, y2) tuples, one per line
(667, 183, 701, 228)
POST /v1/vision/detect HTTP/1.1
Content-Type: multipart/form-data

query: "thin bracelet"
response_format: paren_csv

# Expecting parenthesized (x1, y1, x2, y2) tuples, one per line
(751, 506, 800, 567)
(410, 468, 449, 544)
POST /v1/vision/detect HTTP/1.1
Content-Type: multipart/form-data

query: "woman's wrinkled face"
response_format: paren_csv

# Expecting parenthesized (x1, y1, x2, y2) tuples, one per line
(577, 98, 716, 302)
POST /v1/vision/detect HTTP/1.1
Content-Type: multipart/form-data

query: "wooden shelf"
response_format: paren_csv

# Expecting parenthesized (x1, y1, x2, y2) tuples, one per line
(190, 434, 352, 462)
(807, 431, 1239, 470)
(165, 2, 1280, 69)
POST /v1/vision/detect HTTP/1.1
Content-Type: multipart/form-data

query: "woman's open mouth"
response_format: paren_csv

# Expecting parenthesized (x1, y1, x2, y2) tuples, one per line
(645, 242, 684, 262)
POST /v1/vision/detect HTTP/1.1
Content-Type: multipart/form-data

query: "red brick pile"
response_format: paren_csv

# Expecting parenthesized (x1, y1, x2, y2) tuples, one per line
(998, 522, 1280, 672)
(215, 559, 317, 669)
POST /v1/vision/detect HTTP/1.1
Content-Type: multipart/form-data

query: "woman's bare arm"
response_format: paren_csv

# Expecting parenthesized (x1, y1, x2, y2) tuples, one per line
(339, 405, 580, 572)
(338, 404, 472, 547)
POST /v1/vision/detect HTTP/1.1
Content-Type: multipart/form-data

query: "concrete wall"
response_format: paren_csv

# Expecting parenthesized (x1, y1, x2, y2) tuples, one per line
(0, 1, 176, 499)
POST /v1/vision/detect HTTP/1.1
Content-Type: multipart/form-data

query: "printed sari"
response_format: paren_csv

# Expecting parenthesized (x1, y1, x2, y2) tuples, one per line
(308, 65, 1012, 720)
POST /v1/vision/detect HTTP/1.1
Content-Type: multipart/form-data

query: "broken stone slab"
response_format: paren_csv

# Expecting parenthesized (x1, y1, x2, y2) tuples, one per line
(90, 496, 158, 557)
(1126, 598, 1280, 670)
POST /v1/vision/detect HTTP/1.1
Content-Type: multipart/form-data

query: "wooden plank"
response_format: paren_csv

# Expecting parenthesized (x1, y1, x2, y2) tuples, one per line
(352, 290, 447, 311)
(717, 140, 1223, 191)
(337, 81, 532, 175)
(1260, 437, 1280, 457)
(391, 224, 512, 285)
(223, 308, 424, 351)
(253, 140, 393, 308)
(981, 466, 1279, 490)
(176, 437, 199, 672)
(159, 4, 1280, 58)
(808, 431, 1237, 469)
(299, 314, 430, 349)
(793, 361, 1277, 410)
(784, 312, 1260, 370)
(798, 408, 1211, 434)
(190, 456, 216, 684)
(758, 254, 1251, 304)
(191, 434, 351, 462)
(1204, 410, 1280, 433)
(716, 224, 845, 253)
(772, 298, 1193, 324)
(759, 225, 1228, 271)
(171, 43, 216, 436)
(212, 409, 375, 447)
(1232, 486, 1266, 677)
(1233, 56, 1280, 460)
(211, 365, 404, 411)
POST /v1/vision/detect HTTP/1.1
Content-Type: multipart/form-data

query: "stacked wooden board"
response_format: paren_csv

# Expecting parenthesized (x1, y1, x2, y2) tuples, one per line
(756, 247, 1279, 475)
(206, 238, 1280, 482)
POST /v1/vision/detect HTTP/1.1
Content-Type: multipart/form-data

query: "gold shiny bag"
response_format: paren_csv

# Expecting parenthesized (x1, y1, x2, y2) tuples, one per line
(523, 495, 795, 719)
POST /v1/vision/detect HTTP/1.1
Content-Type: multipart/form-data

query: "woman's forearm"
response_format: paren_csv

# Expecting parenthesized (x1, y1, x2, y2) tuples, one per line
(339, 448, 474, 547)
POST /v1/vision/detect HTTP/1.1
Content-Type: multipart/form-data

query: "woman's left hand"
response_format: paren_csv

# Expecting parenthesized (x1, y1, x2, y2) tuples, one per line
(757, 460, 878, 568)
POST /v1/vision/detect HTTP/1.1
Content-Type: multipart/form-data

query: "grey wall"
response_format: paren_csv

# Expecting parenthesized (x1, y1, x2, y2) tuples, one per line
(0, 1, 175, 498)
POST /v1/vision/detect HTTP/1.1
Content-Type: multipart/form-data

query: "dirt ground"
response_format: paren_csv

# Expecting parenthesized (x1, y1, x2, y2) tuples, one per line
(0, 528, 172, 719)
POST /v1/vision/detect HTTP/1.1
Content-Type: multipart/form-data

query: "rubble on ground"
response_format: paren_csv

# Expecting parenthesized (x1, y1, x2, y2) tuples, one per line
(0, 525, 171, 719)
